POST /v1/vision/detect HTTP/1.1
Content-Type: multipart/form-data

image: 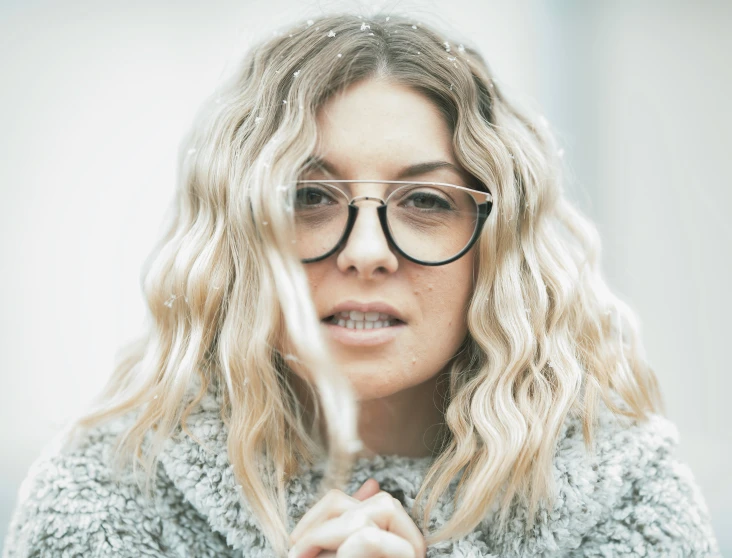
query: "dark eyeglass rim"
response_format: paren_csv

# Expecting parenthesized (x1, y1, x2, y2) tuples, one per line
(291, 179, 494, 267)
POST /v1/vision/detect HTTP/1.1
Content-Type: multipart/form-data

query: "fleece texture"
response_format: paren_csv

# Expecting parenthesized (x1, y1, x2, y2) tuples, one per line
(2, 383, 721, 558)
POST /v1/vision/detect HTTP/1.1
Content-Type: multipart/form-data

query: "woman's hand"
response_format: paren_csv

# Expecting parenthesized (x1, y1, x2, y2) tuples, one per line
(288, 478, 427, 558)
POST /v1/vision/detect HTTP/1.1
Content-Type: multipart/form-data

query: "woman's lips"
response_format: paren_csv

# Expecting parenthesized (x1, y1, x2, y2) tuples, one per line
(320, 319, 406, 347)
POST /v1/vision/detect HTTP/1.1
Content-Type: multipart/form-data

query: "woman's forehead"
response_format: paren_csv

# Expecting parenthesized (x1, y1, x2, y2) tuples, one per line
(314, 80, 453, 144)
(301, 154, 466, 182)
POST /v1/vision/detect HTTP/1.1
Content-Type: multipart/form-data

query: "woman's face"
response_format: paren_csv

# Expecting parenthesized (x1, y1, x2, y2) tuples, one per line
(303, 78, 477, 402)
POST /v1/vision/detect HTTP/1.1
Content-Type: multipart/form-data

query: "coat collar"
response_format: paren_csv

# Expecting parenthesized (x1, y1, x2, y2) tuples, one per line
(158, 382, 678, 557)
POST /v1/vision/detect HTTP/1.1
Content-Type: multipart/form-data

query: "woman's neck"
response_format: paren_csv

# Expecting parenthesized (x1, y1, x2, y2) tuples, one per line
(291, 368, 449, 459)
(355, 372, 448, 458)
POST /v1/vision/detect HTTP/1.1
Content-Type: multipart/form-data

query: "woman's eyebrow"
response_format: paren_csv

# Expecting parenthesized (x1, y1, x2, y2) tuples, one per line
(302, 155, 463, 180)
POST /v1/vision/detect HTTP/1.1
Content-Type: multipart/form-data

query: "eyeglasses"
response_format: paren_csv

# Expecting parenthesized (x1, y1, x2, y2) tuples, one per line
(285, 179, 493, 266)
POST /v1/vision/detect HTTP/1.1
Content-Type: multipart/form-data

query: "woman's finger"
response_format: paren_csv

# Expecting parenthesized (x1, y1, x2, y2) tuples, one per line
(289, 509, 379, 558)
(290, 491, 425, 558)
(290, 488, 358, 545)
(352, 478, 380, 501)
(290, 479, 377, 545)
(348, 491, 426, 556)
(338, 525, 417, 558)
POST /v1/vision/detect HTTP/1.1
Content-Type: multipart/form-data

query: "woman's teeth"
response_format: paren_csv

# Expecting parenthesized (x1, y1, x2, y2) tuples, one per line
(328, 310, 399, 329)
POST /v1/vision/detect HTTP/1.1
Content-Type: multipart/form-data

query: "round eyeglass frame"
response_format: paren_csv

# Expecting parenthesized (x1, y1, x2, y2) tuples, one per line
(291, 179, 494, 266)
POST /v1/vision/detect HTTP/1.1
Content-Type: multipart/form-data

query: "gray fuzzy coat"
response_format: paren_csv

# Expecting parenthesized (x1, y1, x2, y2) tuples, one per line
(2, 385, 721, 557)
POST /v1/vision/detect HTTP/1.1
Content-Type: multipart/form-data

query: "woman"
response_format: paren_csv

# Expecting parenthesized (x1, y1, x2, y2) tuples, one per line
(3, 11, 720, 558)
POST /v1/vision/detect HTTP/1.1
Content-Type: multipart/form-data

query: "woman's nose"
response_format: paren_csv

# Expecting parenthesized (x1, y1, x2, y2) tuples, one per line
(335, 202, 399, 279)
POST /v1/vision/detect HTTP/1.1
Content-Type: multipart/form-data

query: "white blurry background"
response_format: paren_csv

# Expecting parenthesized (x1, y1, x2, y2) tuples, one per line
(1, 0, 730, 551)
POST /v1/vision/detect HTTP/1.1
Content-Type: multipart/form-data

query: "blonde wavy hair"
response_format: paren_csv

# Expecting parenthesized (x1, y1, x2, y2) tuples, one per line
(66, 10, 664, 557)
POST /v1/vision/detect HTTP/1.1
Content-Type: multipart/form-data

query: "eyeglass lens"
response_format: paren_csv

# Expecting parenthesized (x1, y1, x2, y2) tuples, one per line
(292, 181, 480, 263)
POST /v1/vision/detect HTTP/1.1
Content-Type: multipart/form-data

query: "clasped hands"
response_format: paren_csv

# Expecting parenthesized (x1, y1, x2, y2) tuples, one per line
(288, 478, 427, 558)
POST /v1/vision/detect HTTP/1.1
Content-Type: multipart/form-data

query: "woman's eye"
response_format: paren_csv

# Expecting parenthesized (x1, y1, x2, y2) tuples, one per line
(404, 192, 452, 210)
(295, 188, 334, 207)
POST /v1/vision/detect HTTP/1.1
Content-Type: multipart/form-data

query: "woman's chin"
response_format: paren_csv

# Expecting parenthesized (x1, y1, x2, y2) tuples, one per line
(346, 377, 403, 402)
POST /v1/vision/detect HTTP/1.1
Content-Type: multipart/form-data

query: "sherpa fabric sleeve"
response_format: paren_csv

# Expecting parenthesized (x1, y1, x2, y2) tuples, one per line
(1, 451, 169, 558)
(568, 414, 721, 558)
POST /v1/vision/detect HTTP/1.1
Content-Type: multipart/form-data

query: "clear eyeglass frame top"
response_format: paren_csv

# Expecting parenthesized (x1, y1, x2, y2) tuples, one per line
(289, 179, 494, 266)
